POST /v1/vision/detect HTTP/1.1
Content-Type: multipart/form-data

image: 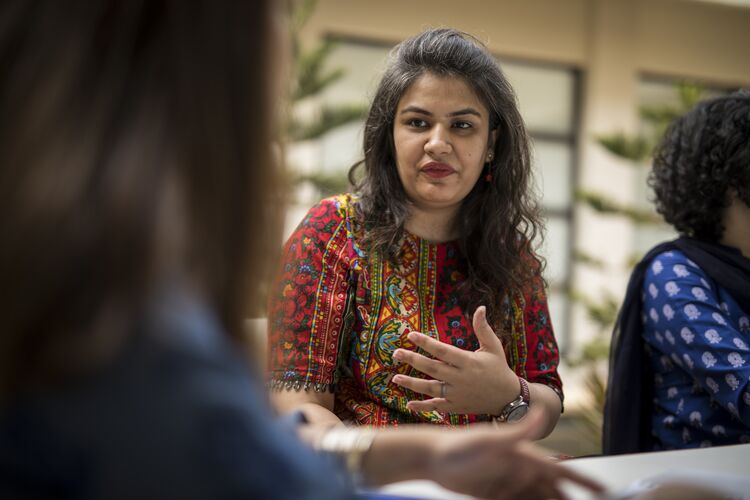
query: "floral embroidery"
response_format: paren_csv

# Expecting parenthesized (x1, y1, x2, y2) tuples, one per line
(268, 194, 562, 426)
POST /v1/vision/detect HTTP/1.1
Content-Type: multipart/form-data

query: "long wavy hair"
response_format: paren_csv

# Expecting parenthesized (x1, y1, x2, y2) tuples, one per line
(349, 28, 544, 330)
(649, 90, 750, 241)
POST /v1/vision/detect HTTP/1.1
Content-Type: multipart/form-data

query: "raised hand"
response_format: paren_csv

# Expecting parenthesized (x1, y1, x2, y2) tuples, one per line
(391, 305, 521, 416)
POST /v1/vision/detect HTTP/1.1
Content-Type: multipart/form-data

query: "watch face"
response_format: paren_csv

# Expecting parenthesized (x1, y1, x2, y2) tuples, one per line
(506, 403, 529, 423)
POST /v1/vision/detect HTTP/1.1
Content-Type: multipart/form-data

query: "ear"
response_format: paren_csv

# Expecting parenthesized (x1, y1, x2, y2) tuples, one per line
(484, 128, 498, 163)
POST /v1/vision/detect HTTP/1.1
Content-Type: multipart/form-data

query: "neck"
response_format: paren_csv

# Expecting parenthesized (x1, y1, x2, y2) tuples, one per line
(719, 196, 750, 258)
(404, 204, 459, 243)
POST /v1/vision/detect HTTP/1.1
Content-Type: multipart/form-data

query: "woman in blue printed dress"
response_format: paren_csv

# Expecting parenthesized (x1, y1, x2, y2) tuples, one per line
(604, 91, 750, 454)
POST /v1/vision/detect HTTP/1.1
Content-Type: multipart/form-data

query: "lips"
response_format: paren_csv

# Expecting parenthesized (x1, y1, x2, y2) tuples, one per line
(420, 162, 456, 178)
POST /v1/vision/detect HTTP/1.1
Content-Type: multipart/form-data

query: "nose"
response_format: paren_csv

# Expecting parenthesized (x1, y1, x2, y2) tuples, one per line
(424, 125, 452, 156)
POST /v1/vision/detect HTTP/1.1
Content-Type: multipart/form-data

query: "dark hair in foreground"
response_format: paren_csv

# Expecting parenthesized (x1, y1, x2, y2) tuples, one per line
(349, 28, 544, 329)
(649, 90, 750, 241)
(0, 0, 277, 398)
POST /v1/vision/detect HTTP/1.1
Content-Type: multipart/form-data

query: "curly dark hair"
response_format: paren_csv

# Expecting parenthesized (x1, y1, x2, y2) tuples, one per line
(649, 90, 750, 242)
(348, 28, 544, 330)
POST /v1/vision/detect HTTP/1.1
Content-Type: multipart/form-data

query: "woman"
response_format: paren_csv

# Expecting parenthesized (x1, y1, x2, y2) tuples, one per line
(604, 91, 750, 454)
(0, 2, 601, 499)
(269, 28, 563, 436)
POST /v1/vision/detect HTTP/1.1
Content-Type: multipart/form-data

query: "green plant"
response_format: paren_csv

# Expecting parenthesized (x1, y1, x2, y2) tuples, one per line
(285, 0, 367, 198)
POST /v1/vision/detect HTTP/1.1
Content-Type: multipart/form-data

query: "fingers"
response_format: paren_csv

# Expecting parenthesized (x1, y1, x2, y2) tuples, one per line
(393, 346, 455, 380)
(404, 398, 448, 412)
(391, 374, 445, 399)
(472, 306, 504, 354)
(404, 331, 466, 367)
(501, 445, 602, 500)
(516, 442, 605, 496)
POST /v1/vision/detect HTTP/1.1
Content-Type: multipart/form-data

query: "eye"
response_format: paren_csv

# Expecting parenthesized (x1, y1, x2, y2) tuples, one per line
(452, 121, 473, 129)
(406, 118, 429, 128)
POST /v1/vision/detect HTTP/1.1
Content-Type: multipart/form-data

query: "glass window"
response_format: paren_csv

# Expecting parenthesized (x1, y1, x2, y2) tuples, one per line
(319, 121, 363, 173)
(533, 139, 573, 212)
(321, 42, 389, 105)
(543, 215, 571, 286)
(501, 61, 576, 136)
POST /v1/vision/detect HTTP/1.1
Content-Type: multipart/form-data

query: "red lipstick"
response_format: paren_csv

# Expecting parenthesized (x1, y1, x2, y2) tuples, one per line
(420, 162, 455, 178)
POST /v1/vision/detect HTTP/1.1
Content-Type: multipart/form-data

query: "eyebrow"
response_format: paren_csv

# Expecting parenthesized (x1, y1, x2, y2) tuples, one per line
(399, 105, 482, 118)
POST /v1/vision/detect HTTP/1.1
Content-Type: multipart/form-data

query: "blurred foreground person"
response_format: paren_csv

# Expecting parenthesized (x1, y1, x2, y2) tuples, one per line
(0, 1, 601, 499)
(604, 91, 750, 454)
(0, 2, 350, 498)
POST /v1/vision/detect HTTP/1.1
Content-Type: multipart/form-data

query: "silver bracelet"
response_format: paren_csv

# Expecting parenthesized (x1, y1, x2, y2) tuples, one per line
(316, 426, 377, 484)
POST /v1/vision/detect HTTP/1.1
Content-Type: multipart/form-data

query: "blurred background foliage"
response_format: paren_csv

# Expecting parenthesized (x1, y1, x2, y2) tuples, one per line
(285, 0, 367, 198)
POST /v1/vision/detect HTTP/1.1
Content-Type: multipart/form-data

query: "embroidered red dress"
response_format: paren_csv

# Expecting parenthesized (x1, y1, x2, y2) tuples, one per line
(268, 194, 562, 426)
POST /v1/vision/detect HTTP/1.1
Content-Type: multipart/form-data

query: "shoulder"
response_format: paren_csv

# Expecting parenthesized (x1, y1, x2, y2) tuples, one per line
(288, 194, 361, 246)
(289, 193, 366, 256)
(300, 194, 355, 229)
(136, 296, 350, 498)
(644, 249, 709, 285)
(0, 297, 321, 498)
(642, 249, 719, 313)
(142, 288, 263, 407)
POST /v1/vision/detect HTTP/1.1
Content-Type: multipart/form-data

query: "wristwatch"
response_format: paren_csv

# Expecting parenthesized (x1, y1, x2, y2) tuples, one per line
(494, 377, 530, 423)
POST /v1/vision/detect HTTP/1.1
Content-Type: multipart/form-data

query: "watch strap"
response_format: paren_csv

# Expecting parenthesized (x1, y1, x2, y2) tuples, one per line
(518, 377, 530, 404)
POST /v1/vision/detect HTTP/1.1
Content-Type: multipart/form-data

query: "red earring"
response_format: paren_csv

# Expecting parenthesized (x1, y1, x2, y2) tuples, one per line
(485, 173, 492, 182)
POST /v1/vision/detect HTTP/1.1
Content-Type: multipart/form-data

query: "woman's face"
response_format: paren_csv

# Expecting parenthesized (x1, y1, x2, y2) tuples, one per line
(393, 72, 496, 216)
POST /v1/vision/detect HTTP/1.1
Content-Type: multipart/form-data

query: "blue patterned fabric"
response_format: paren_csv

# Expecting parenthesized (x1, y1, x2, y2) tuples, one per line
(643, 250, 750, 449)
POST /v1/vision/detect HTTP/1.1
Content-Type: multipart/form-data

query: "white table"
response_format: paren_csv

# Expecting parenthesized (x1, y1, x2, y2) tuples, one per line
(560, 443, 750, 499)
(377, 444, 750, 499)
